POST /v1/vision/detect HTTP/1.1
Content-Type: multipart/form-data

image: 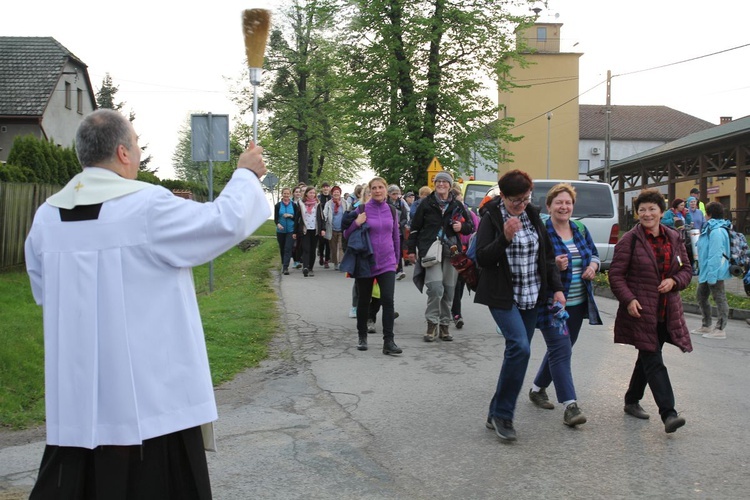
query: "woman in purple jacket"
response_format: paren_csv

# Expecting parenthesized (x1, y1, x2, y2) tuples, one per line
(609, 188, 693, 434)
(344, 177, 402, 355)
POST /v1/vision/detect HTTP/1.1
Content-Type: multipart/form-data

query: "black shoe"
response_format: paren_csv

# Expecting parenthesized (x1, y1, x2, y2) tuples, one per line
(489, 416, 517, 441)
(664, 414, 686, 433)
(453, 315, 464, 329)
(624, 403, 650, 420)
(357, 336, 368, 351)
(303, 268, 309, 277)
(383, 340, 402, 355)
(529, 388, 555, 409)
(394, 311, 400, 319)
(563, 402, 587, 427)
(283, 268, 289, 275)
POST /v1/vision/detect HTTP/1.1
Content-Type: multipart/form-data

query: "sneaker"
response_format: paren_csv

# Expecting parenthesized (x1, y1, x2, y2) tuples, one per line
(349, 307, 357, 318)
(357, 336, 368, 351)
(529, 388, 555, 410)
(308, 270, 315, 277)
(319, 257, 324, 265)
(383, 340, 403, 355)
(563, 403, 587, 427)
(294, 262, 302, 269)
(453, 315, 464, 329)
(303, 268, 309, 277)
(334, 263, 339, 271)
(396, 271, 406, 281)
(703, 328, 726, 339)
(324, 262, 330, 269)
(623, 403, 650, 420)
(664, 414, 686, 433)
(691, 326, 712, 335)
(282, 268, 289, 275)
(367, 321, 376, 333)
(489, 416, 517, 441)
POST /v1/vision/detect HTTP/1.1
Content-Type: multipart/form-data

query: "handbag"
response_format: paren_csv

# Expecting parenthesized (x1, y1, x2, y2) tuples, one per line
(421, 237, 442, 268)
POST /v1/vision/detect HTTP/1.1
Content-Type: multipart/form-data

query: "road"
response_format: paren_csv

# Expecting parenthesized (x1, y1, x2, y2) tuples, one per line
(2, 264, 750, 499)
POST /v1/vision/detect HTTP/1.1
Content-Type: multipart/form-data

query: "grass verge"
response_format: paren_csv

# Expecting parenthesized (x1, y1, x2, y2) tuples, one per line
(0, 222, 280, 430)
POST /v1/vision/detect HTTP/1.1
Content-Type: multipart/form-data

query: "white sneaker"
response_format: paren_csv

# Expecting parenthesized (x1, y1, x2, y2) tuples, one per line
(691, 326, 712, 335)
(702, 328, 726, 339)
(349, 307, 357, 318)
(396, 271, 406, 281)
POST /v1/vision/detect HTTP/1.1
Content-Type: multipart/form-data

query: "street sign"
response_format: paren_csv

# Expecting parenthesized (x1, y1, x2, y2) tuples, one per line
(262, 172, 279, 189)
(427, 156, 443, 189)
(191, 114, 230, 162)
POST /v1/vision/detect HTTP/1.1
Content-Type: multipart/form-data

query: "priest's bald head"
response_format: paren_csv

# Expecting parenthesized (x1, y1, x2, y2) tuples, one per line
(76, 109, 141, 180)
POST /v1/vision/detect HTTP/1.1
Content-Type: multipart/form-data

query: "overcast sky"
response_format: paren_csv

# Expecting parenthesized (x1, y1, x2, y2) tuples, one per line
(3, 0, 750, 181)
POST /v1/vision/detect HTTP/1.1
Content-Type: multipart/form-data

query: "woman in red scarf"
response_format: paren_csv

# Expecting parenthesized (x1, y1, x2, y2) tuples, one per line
(321, 186, 351, 270)
(298, 186, 321, 277)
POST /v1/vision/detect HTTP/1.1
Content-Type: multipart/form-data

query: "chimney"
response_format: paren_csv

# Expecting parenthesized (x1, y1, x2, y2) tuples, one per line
(720, 116, 733, 124)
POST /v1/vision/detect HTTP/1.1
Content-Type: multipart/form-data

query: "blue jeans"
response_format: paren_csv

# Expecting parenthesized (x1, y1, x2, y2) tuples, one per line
(488, 305, 538, 421)
(276, 232, 294, 270)
(532, 302, 586, 403)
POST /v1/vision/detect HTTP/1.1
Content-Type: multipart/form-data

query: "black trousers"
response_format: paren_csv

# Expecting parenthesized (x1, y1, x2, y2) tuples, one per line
(29, 426, 211, 500)
(624, 322, 677, 421)
(356, 271, 396, 340)
(301, 231, 318, 270)
(317, 235, 330, 262)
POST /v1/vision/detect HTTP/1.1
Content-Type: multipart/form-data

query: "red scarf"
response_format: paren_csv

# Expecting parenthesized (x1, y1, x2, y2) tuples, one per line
(304, 198, 317, 214)
(333, 198, 341, 214)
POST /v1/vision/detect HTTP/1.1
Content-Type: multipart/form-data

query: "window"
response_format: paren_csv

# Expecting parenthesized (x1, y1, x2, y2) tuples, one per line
(537, 27, 547, 42)
(578, 159, 590, 175)
(65, 82, 71, 109)
(77, 88, 83, 114)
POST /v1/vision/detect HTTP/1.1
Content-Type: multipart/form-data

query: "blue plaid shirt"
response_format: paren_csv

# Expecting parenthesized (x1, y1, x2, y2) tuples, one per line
(536, 219, 600, 329)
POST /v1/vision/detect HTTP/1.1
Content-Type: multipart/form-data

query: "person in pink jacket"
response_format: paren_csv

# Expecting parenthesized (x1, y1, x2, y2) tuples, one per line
(608, 188, 693, 434)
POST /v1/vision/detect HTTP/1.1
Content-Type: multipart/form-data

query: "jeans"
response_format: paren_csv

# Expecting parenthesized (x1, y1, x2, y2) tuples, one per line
(488, 305, 538, 421)
(533, 302, 586, 403)
(329, 231, 344, 266)
(696, 280, 729, 330)
(356, 272, 396, 341)
(624, 322, 677, 421)
(276, 232, 294, 270)
(424, 258, 457, 325)
(451, 274, 465, 318)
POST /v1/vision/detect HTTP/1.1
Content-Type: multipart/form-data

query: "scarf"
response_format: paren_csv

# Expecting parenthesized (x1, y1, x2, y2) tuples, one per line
(304, 197, 317, 214)
(333, 198, 341, 214)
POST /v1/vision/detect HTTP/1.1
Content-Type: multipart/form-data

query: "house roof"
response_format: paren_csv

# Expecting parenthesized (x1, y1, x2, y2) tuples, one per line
(579, 104, 715, 142)
(0, 36, 90, 117)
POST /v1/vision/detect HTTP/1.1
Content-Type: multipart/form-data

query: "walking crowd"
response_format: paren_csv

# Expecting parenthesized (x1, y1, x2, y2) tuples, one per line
(273, 169, 748, 445)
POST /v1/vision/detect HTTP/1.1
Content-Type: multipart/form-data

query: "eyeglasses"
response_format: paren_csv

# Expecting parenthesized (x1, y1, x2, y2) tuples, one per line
(507, 195, 532, 207)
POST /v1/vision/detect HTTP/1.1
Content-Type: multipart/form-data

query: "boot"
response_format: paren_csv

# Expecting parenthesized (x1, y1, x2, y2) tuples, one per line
(357, 335, 368, 351)
(383, 340, 402, 355)
(424, 321, 437, 342)
(439, 324, 453, 341)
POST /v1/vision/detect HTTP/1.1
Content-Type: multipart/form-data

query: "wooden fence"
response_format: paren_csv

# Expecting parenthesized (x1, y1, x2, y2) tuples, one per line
(0, 182, 61, 270)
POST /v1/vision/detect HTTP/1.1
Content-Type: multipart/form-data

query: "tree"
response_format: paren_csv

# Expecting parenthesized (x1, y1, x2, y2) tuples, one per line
(96, 73, 155, 173)
(340, 0, 536, 187)
(232, 0, 364, 186)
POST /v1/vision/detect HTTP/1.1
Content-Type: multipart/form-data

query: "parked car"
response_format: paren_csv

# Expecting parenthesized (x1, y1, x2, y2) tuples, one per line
(473, 179, 619, 270)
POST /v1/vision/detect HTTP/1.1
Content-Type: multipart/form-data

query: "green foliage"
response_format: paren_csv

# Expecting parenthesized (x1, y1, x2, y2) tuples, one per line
(5, 134, 80, 185)
(341, 0, 535, 187)
(232, 0, 364, 186)
(0, 163, 36, 182)
(136, 170, 161, 184)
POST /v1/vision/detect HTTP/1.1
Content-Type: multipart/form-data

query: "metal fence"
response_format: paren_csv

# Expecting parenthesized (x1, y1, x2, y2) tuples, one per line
(0, 182, 61, 270)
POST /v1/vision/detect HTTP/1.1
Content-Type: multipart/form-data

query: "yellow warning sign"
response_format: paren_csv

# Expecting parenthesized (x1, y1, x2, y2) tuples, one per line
(427, 157, 443, 189)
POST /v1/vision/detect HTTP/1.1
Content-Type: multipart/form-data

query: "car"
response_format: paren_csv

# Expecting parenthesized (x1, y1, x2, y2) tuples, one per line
(460, 180, 496, 215)
(473, 179, 619, 270)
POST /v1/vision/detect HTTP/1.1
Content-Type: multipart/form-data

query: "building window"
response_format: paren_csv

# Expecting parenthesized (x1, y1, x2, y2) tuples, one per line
(537, 27, 547, 42)
(65, 82, 71, 109)
(578, 159, 590, 175)
(77, 88, 83, 114)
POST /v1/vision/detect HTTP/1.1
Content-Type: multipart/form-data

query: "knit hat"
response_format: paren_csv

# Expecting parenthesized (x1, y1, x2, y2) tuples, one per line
(405, 191, 414, 198)
(671, 198, 685, 209)
(387, 184, 401, 194)
(434, 171, 453, 184)
(686, 196, 696, 205)
(331, 185, 342, 194)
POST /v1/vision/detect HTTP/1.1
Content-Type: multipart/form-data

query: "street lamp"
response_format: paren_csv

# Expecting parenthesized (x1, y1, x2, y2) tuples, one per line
(546, 112, 553, 179)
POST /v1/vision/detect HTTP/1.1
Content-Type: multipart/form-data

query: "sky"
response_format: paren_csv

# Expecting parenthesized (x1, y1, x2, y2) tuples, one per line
(3, 0, 750, 183)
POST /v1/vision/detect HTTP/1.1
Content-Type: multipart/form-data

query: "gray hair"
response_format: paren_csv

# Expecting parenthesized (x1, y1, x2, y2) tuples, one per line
(75, 109, 133, 167)
(387, 184, 401, 194)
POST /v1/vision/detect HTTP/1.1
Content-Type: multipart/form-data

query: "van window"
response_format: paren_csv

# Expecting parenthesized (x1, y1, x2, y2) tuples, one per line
(533, 183, 615, 218)
(464, 184, 493, 212)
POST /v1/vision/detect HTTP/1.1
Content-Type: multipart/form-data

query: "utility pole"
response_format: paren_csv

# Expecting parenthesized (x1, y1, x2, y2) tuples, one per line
(604, 70, 612, 185)
(546, 112, 552, 179)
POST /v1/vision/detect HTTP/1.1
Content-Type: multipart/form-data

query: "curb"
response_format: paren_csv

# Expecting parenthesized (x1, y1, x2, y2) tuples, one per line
(593, 286, 750, 321)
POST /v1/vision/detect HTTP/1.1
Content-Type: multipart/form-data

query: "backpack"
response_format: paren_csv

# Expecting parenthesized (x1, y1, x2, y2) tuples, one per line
(725, 226, 750, 268)
(708, 224, 750, 269)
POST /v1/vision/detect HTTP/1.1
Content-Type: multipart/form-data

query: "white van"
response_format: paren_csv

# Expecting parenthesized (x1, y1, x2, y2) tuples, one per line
(476, 180, 619, 270)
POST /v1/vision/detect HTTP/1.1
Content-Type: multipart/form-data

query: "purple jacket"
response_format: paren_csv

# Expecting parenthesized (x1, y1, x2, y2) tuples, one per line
(344, 199, 399, 276)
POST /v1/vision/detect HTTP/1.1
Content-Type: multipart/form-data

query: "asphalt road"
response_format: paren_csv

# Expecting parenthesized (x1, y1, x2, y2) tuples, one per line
(2, 264, 750, 499)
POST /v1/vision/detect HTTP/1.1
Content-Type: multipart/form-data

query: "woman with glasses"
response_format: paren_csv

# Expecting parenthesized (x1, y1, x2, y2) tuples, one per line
(527, 183, 602, 428)
(407, 171, 474, 342)
(474, 169, 564, 442)
(608, 188, 692, 433)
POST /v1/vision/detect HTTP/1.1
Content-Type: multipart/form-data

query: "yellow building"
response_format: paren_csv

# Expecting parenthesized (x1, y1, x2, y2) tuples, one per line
(497, 22, 581, 180)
